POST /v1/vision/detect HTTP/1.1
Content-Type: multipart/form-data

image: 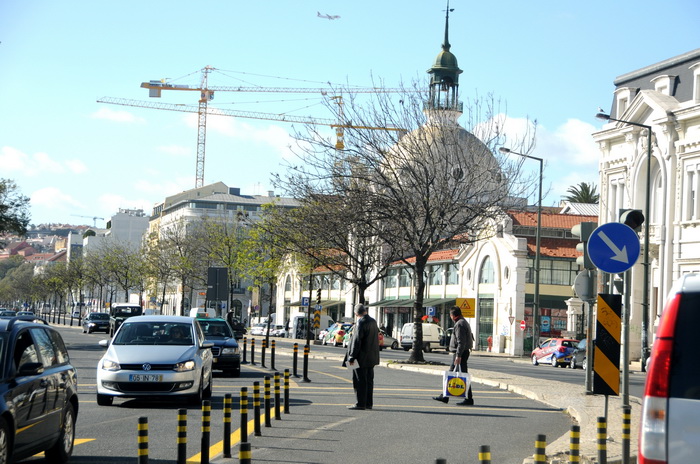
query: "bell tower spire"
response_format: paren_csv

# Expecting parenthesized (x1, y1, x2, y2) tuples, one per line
(426, 1, 463, 118)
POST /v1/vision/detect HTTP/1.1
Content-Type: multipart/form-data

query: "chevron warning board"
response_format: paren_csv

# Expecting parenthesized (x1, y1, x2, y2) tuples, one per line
(593, 293, 621, 396)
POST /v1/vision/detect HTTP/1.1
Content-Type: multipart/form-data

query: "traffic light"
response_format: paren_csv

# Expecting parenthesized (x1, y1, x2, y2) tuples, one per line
(619, 209, 644, 232)
(571, 222, 597, 269)
(316, 288, 322, 305)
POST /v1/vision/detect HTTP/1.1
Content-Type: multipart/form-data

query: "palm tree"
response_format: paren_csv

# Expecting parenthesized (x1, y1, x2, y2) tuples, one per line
(563, 182, 599, 203)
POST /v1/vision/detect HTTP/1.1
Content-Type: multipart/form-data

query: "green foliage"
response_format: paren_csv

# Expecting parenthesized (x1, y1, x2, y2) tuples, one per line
(0, 179, 30, 241)
(563, 182, 599, 204)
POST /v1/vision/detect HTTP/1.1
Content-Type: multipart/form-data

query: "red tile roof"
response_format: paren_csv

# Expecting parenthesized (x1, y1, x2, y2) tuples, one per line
(509, 210, 598, 229)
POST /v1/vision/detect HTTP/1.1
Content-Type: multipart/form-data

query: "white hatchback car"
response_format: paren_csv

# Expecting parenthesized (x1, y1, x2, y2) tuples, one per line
(640, 273, 700, 463)
(96, 315, 214, 406)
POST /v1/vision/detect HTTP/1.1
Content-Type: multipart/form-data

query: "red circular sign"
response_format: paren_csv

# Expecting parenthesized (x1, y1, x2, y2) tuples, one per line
(520, 320, 526, 331)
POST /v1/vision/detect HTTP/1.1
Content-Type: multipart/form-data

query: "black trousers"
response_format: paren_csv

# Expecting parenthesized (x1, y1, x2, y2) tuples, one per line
(352, 366, 374, 408)
(450, 350, 473, 400)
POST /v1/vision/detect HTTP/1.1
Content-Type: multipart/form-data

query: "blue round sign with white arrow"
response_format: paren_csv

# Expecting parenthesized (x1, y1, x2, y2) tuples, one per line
(587, 222, 641, 274)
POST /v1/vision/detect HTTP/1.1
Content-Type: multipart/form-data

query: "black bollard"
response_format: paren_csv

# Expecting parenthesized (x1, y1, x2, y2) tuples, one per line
(622, 406, 631, 464)
(137, 416, 148, 464)
(274, 372, 281, 420)
(284, 369, 291, 414)
(264, 376, 272, 427)
(261, 338, 267, 368)
(253, 381, 262, 436)
(242, 337, 248, 364)
(250, 338, 256, 365)
(223, 394, 232, 458)
(597, 417, 607, 464)
(177, 409, 187, 464)
(240, 387, 248, 443)
(534, 434, 547, 464)
(302, 344, 311, 382)
(479, 445, 491, 464)
(271, 339, 276, 370)
(239, 441, 252, 464)
(292, 343, 299, 377)
(200, 401, 210, 464)
(569, 425, 580, 464)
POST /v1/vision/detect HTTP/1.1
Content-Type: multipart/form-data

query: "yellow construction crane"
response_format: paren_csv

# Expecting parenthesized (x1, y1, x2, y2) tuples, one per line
(98, 66, 406, 188)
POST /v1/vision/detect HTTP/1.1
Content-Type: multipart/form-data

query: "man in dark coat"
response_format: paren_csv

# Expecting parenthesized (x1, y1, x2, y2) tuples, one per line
(346, 303, 380, 410)
(433, 306, 474, 405)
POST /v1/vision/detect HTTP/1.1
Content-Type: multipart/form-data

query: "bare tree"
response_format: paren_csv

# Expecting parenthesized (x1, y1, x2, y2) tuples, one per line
(278, 82, 536, 362)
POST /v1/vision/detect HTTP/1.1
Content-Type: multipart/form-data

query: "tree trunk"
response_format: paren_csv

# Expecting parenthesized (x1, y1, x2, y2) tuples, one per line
(408, 261, 427, 363)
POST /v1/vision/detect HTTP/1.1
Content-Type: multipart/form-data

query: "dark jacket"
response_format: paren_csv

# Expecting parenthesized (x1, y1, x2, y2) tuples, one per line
(449, 317, 473, 356)
(348, 314, 380, 368)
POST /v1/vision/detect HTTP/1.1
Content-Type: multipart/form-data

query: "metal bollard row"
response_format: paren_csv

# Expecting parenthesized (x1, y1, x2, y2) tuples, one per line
(569, 425, 580, 464)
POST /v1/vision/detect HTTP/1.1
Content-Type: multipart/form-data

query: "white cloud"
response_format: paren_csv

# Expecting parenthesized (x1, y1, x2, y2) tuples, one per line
(157, 144, 191, 157)
(91, 107, 146, 123)
(0, 146, 88, 176)
(31, 187, 83, 210)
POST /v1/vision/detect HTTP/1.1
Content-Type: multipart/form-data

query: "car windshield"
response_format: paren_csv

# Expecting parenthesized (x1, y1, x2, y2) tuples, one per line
(90, 313, 109, 320)
(112, 306, 142, 318)
(202, 321, 232, 338)
(113, 322, 194, 345)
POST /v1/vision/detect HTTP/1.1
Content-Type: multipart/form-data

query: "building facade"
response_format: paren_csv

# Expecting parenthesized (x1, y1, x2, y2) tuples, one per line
(593, 48, 700, 361)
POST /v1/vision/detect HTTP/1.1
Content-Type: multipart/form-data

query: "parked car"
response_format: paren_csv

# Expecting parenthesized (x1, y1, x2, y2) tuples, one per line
(0, 310, 17, 318)
(248, 323, 268, 336)
(0, 315, 79, 463)
(270, 325, 287, 337)
(226, 316, 246, 339)
(380, 329, 399, 350)
(400, 323, 448, 352)
(71, 310, 81, 318)
(531, 338, 578, 367)
(96, 315, 214, 406)
(569, 338, 587, 369)
(342, 325, 387, 349)
(82, 312, 111, 334)
(198, 317, 240, 377)
(16, 310, 34, 316)
(640, 272, 700, 463)
(322, 322, 353, 346)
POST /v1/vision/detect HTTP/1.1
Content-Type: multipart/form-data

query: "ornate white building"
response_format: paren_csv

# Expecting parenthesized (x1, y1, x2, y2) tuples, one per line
(593, 48, 700, 361)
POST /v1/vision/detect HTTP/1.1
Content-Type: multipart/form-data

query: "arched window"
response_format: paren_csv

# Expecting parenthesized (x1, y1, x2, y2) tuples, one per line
(479, 257, 495, 284)
(284, 276, 292, 292)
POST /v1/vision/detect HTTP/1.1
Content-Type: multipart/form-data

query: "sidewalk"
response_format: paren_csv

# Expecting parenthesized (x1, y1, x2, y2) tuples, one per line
(246, 337, 639, 464)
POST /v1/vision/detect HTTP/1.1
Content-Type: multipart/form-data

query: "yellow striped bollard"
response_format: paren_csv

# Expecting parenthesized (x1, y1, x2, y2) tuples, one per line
(240, 387, 249, 443)
(292, 343, 299, 377)
(223, 393, 232, 458)
(253, 381, 262, 436)
(622, 406, 631, 464)
(597, 417, 607, 464)
(271, 339, 276, 370)
(264, 375, 272, 427)
(176, 409, 187, 464)
(569, 425, 580, 463)
(250, 338, 256, 365)
(200, 400, 211, 464)
(302, 344, 311, 382)
(479, 445, 491, 464)
(261, 338, 267, 368)
(239, 441, 252, 464)
(137, 416, 148, 464)
(242, 336, 248, 364)
(274, 372, 281, 419)
(534, 434, 547, 464)
(284, 369, 291, 414)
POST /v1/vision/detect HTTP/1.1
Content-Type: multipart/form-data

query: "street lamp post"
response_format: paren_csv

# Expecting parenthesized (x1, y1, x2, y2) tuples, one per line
(596, 112, 652, 371)
(499, 147, 543, 348)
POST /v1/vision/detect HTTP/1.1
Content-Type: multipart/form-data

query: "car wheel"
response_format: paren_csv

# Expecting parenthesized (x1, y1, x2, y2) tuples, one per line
(97, 394, 114, 406)
(0, 416, 11, 464)
(82, 327, 86, 333)
(189, 376, 205, 405)
(531, 355, 539, 366)
(424, 343, 431, 353)
(391, 341, 399, 350)
(551, 356, 558, 367)
(403, 346, 410, 351)
(45, 403, 75, 463)
(569, 359, 577, 369)
(87, 328, 93, 334)
(582, 357, 588, 371)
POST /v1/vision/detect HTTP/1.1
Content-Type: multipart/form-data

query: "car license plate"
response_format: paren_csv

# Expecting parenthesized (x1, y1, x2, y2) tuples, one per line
(129, 374, 162, 382)
(213, 358, 218, 363)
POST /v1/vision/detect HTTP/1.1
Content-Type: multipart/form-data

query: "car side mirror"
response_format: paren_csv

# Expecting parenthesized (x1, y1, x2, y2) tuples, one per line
(18, 362, 44, 376)
(99, 339, 110, 348)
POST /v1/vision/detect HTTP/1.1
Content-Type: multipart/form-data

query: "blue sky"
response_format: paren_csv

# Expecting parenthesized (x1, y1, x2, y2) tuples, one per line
(2, 1, 699, 226)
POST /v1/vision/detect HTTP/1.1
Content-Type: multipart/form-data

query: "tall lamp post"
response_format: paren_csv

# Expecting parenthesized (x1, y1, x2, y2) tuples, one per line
(596, 112, 652, 371)
(499, 147, 543, 348)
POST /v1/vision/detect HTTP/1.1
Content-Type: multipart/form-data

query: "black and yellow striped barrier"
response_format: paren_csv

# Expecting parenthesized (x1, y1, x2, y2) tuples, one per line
(274, 372, 282, 420)
(240, 387, 248, 443)
(534, 434, 546, 464)
(137, 416, 148, 464)
(241, 336, 248, 364)
(176, 408, 187, 464)
(597, 416, 607, 464)
(264, 375, 272, 427)
(479, 444, 491, 463)
(569, 424, 580, 463)
(250, 338, 256, 365)
(223, 394, 232, 458)
(284, 369, 291, 414)
(261, 338, 267, 368)
(303, 344, 311, 382)
(200, 400, 210, 464)
(271, 339, 277, 370)
(594, 294, 621, 396)
(622, 405, 631, 464)
(253, 381, 262, 436)
(292, 343, 299, 377)
(239, 441, 252, 464)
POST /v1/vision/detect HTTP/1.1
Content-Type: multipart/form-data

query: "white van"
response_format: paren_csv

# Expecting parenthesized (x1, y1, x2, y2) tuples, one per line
(400, 323, 447, 352)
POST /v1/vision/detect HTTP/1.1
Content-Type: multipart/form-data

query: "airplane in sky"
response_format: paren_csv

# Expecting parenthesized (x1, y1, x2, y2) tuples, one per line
(317, 11, 340, 20)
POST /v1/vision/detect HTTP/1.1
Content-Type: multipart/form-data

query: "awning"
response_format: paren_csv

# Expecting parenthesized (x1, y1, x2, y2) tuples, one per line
(285, 299, 344, 308)
(423, 298, 456, 306)
(368, 298, 395, 307)
(385, 299, 415, 307)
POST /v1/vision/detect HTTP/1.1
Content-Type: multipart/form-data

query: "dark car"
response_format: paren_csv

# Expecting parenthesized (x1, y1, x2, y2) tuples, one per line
(0, 316, 79, 463)
(569, 338, 588, 370)
(226, 316, 246, 340)
(198, 317, 241, 377)
(108, 303, 143, 336)
(82, 312, 111, 334)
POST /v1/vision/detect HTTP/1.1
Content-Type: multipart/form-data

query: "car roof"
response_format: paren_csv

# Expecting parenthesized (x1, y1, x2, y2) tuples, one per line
(0, 316, 50, 332)
(675, 272, 700, 292)
(122, 315, 195, 324)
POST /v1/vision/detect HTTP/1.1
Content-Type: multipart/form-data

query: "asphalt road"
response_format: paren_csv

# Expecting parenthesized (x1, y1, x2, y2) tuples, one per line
(18, 326, 578, 464)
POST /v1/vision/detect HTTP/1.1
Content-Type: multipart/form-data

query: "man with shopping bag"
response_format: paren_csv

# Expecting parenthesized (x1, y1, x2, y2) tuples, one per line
(433, 306, 474, 405)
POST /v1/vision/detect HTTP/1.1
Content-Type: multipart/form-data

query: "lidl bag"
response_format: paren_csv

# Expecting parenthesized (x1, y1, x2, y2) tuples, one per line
(442, 367, 470, 398)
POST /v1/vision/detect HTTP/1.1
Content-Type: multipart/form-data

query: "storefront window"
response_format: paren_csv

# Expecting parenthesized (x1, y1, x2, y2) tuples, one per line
(446, 263, 458, 285)
(429, 265, 443, 286)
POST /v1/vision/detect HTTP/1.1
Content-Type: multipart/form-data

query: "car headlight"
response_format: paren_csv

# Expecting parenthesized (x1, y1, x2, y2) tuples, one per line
(222, 347, 239, 356)
(101, 359, 120, 371)
(174, 360, 196, 372)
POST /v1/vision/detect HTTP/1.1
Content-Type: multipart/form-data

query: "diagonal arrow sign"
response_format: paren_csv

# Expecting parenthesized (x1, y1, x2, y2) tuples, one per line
(598, 231, 629, 263)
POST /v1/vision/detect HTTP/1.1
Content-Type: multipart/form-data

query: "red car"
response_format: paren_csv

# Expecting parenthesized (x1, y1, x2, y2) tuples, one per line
(531, 338, 578, 367)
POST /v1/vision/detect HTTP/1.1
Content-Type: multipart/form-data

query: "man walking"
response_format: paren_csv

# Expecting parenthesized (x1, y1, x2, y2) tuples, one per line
(346, 303, 380, 410)
(433, 306, 474, 405)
